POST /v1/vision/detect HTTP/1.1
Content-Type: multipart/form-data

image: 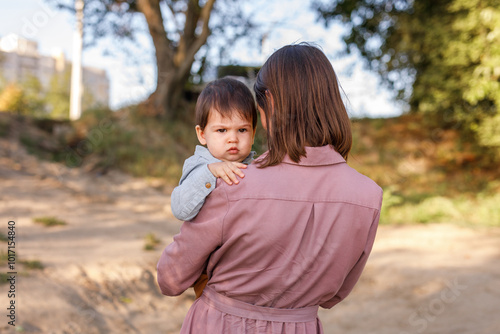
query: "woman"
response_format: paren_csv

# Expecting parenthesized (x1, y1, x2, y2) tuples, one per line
(157, 43, 383, 333)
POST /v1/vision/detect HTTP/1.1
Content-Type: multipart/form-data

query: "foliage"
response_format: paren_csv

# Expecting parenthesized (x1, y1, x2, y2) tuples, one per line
(0, 70, 95, 119)
(0, 76, 46, 116)
(315, 0, 500, 151)
(0, 83, 23, 112)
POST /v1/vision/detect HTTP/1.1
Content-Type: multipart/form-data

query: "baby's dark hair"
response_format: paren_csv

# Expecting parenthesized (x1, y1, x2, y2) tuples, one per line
(195, 77, 257, 130)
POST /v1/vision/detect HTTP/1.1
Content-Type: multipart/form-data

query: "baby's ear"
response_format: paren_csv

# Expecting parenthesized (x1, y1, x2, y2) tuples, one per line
(195, 125, 207, 145)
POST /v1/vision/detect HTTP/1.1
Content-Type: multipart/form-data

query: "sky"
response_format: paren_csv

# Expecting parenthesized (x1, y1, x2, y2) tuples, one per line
(0, 0, 403, 118)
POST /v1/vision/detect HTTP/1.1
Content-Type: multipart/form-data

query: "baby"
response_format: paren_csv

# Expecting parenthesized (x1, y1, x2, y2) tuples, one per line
(170, 77, 258, 297)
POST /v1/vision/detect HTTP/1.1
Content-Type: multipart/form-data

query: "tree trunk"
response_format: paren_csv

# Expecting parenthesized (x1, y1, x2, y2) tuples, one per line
(137, 0, 216, 119)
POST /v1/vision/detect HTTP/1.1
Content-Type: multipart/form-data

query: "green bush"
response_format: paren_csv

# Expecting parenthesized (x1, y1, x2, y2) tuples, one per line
(0, 77, 46, 116)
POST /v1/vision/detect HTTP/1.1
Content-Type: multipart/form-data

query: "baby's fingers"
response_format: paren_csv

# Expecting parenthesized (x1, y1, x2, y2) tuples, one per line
(229, 163, 246, 178)
(220, 172, 234, 185)
(225, 168, 242, 185)
(231, 162, 247, 169)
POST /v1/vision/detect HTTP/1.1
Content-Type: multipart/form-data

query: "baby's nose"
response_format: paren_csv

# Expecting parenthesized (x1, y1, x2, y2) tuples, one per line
(228, 132, 238, 142)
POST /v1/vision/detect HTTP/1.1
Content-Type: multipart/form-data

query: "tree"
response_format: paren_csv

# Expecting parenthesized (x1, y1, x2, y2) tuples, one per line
(0, 76, 46, 116)
(50, 0, 257, 119)
(314, 0, 500, 149)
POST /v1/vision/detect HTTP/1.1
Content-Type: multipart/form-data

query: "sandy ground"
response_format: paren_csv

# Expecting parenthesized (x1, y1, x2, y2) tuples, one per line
(1, 137, 499, 334)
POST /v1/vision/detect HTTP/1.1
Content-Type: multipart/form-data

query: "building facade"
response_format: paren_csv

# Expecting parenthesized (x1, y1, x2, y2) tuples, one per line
(0, 34, 109, 107)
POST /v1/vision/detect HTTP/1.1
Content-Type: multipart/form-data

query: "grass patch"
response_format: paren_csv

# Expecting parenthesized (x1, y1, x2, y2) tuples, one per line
(0, 273, 9, 285)
(143, 232, 161, 251)
(20, 259, 44, 270)
(33, 216, 67, 227)
(119, 296, 133, 304)
(0, 251, 7, 266)
(0, 114, 10, 137)
(381, 191, 500, 226)
(0, 232, 8, 242)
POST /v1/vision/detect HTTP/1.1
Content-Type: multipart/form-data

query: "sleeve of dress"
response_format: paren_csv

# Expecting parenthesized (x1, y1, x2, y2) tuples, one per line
(320, 209, 380, 309)
(157, 183, 227, 296)
(170, 158, 217, 221)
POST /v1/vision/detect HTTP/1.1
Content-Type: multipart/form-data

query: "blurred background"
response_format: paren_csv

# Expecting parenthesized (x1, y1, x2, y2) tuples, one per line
(0, 0, 499, 333)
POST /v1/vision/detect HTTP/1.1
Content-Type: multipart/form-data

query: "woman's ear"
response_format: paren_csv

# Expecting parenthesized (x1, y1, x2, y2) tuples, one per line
(195, 125, 207, 145)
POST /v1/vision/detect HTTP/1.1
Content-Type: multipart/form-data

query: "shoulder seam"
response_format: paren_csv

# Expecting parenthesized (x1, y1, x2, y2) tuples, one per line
(227, 196, 382, 211)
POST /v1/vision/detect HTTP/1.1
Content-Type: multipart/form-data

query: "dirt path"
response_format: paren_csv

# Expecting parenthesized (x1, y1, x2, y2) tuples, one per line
(1, 137, 499, 334)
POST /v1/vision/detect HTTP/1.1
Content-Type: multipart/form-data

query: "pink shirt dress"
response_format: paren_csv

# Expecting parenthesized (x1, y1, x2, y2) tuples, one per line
(157, 145, 383, 333)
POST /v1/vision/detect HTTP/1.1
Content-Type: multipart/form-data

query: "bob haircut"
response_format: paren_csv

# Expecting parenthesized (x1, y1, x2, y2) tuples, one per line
(195, 77, 257, 130)
(254, 43, 352, 167)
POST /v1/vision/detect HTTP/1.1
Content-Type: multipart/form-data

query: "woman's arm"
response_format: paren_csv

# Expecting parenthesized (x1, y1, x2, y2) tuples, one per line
(157, 184, 228, 296)
(320, 210, 380, 309)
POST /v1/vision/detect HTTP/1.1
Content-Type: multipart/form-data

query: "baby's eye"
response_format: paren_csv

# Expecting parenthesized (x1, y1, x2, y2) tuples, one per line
(217, 129, 226, 133)
(238, 128, 248, 133)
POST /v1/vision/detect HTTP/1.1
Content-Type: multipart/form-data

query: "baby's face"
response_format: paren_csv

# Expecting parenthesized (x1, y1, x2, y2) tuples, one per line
(196, 109, 255, 162)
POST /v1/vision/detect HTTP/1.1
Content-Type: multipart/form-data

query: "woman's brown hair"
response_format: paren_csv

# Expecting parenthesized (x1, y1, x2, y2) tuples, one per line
(254, 43, 352, 167)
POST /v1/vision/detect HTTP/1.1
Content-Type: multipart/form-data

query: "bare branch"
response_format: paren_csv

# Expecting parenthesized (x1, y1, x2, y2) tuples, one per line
(163, 1, 183, 35)
(176, 0, 215, 79)
(136, 0, 174, 63)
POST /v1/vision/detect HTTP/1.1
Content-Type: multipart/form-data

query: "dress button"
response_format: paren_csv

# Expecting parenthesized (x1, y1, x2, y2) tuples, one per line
(205, 182, 211, 189)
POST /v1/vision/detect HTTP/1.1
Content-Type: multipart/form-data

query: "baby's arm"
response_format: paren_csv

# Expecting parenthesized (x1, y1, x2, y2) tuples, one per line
(208, 161, 247, 185)
(171, 160, 247, 221)
(171, 157, 217, 221)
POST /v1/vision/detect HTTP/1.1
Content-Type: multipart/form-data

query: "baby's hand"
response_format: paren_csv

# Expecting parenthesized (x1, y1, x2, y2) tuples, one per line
(208, 162, 247, 185)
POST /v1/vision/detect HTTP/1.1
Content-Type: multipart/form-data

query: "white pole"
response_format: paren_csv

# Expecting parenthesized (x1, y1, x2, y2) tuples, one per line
(69, 0, 84, 120)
